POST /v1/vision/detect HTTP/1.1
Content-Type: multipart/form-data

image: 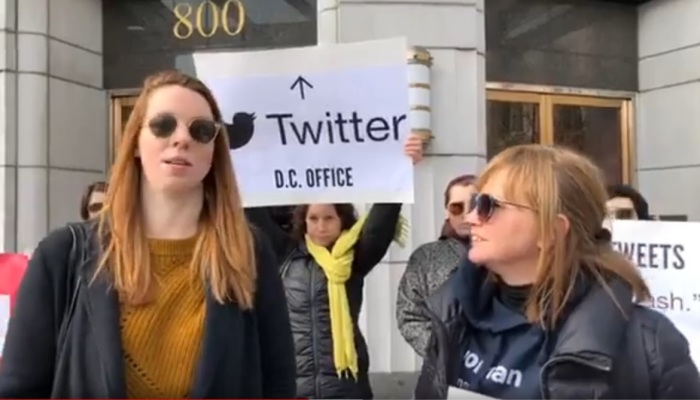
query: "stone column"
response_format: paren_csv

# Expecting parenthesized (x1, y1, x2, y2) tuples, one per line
(0, 0, 18, 251)
(636, 0, 700, 221)
(318, 0, 486, 396)
(45, 0, 107, 231)
(638, 0, 700, 220)
(0, 0, 107, 252)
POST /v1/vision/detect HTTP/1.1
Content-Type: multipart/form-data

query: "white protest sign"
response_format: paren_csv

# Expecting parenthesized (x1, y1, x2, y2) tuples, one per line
(611, 220, 699, 364)
(447, 386, 498, 400)
(191, 38, 413, 207)
(0, 294, 9, 356)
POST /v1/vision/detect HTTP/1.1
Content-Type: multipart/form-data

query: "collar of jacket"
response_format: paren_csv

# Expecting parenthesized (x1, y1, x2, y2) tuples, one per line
(438, 235, 471, 250)
(539, 277, 634, 399)
(279, 242, 319, 277)
(443, 237, 469, 258)
(424, 262, 634, 371)
(548, 277, 634, 368)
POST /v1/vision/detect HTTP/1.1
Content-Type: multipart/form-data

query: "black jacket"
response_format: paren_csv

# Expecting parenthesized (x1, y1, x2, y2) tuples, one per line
(0, 222, 296, 399)
(415, 261, 700, 399)
(245, 207, 295, 265)
(279, 203, 401, 399)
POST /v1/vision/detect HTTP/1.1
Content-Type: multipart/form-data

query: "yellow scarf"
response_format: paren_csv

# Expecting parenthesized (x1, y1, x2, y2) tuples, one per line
(305, 213, 409, 379)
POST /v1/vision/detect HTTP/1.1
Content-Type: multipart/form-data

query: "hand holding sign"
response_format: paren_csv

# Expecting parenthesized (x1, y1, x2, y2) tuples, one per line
(404, 132, 424, 164)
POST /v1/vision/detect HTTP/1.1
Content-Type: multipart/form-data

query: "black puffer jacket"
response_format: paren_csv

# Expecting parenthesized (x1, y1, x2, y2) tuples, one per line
(415, 261, 700, 399)
(281, 204, 401, 399)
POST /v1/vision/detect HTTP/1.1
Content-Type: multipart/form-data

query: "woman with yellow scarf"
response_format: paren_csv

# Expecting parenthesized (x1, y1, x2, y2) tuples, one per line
(265, 134, 423, 399)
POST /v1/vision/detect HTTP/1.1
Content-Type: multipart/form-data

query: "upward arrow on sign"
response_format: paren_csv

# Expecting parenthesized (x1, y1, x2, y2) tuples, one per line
(290, 75, 313, 100)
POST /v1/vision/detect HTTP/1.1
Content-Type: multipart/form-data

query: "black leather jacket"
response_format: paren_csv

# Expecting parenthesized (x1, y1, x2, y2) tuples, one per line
(415, 262, 700, 399)
(249, 204, 402, 399)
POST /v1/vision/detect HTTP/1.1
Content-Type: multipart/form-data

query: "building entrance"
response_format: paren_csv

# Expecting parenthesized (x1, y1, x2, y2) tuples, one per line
(110, 95, 138, 162)
(487, 90, 633, 185)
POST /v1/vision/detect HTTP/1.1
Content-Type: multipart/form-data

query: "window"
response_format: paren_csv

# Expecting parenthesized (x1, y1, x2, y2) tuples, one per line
(485, 0, 638, 91)
(487, 90, 633, 185)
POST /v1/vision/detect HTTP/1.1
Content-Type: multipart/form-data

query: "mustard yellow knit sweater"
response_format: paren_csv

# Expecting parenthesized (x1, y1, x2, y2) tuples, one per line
(120, 236, 205, 399)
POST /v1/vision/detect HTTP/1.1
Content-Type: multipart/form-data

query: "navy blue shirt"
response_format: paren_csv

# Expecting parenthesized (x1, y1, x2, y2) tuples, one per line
(455, 283, 550, 399)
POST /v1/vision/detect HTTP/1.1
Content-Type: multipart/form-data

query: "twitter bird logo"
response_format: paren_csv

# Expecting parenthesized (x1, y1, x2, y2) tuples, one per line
(225, 112, 256, 150)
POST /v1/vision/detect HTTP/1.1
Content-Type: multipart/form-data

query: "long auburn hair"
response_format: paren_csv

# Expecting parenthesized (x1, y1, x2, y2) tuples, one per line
(97, 70, 256, 309)
(477, 144, 650, 328)
(440, 174, 476, 238)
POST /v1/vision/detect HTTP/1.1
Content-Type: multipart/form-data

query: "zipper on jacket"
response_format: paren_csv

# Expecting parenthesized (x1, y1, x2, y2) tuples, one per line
(310, 266, 322, 398)
(539, 354, 611, 399)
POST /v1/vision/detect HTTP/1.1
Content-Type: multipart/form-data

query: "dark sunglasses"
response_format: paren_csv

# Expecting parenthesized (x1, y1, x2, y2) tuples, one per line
(447, 201, 469, 216)
(87, 202, 103, 214)
(469, 193, 533, 222)
(148, 113, 221, 144)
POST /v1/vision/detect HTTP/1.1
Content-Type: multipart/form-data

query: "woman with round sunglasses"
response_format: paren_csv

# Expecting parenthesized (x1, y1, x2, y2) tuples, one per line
(396, 174, 476, 357)
(245, 135, 423, 399)
(0, 70, 296, 398)
(414, 144, 700, 400)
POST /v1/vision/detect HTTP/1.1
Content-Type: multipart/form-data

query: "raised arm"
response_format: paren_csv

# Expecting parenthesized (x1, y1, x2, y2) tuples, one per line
(245, 207, 293, 265)
(351, 131, 423, 276)
(352, 203, 402, 276)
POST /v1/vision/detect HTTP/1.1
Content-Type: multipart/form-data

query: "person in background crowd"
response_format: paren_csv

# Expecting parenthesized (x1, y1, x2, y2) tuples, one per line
(80, 181, 107, 221)
(415, 144, 700, 399)
(0, 70, 296, 398)
(606, 184, 651, 220)
(396, 174, 476, 357)
(245, 135, 422, 399)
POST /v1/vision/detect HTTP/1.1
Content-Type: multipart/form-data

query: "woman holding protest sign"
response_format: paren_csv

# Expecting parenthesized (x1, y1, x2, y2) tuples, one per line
(0, 70, 296, 398)
(247, 134, 421, 399)
(414, 144, 700, 399)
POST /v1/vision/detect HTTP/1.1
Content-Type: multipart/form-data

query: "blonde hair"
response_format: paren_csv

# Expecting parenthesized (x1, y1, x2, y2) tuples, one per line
(477, 144, 650, 328)
(97, 70, 257, 309)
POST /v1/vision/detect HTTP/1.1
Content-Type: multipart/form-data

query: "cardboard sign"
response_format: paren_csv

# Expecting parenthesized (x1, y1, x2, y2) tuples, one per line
(611, 220, 700, 366)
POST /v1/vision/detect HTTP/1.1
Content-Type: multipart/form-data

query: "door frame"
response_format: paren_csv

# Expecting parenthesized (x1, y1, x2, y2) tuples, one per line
(486, 83, 635, 185)
(109, 91, 140, 163)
